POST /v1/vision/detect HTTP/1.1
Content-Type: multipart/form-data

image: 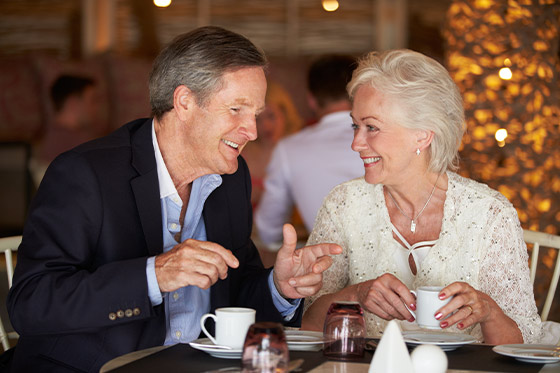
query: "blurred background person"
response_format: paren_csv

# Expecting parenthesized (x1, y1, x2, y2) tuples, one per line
(243, 80, 303, 209)
(30, 74, 99, 185)
(255, 54, 363, 250)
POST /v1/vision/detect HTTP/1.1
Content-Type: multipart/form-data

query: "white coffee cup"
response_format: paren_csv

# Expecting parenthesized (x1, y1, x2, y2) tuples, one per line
(200, 307, 256, 349)
(408, 286, 452, 329)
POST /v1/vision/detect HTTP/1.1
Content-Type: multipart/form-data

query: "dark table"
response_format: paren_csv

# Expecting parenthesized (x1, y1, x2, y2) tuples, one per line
(106, 342, 553, 373)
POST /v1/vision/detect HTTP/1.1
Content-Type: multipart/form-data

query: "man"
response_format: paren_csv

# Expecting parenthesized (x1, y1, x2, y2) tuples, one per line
(7, 26, 341, 372)
(32, 75, 100, 185)
(255, 55, 363, 248)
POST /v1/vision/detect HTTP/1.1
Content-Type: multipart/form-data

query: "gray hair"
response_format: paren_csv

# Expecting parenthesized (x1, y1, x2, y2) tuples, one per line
(149, 26, 267, 119)
(347, 49, 465, 174)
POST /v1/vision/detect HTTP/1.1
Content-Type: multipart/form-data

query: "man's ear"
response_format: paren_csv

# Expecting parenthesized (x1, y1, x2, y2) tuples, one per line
(307, 93, 319, 114)
(415, 129, 434, 152)
(173, 85, 193, 122)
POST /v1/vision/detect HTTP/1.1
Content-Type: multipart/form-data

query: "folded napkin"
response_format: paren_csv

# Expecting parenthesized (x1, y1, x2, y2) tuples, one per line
(369, 320, 413, 373)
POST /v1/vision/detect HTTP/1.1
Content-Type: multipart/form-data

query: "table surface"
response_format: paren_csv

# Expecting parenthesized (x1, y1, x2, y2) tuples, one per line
(104, 342, 560, 373)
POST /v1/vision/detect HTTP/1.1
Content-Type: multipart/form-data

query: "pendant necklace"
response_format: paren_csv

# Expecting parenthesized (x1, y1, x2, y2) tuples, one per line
(386, 174, 440, 233)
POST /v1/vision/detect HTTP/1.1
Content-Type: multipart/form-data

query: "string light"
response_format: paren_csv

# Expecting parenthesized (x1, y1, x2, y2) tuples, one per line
(499, 67, 512, 80)
(444, 0, 560, 233)
(495, 128, 508, 147)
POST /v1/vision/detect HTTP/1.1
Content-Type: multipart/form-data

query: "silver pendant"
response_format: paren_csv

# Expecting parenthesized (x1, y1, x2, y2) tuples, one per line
(410, 220, 416, 233)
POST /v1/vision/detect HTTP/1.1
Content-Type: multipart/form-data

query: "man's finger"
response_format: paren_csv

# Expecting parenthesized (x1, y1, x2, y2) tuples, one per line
(291, 285, 321, 297)
(288, 271, 323, 288)
(276, 224, 298, 260)
(302, 243, 342, 258)
(311, 255, 333, 274)
(187, 239, 239, 269)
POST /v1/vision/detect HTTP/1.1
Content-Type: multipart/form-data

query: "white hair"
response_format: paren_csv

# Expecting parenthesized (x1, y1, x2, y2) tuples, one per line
(347, 49, 466, 173)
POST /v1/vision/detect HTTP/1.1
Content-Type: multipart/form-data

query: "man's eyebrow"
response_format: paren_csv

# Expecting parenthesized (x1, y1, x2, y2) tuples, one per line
(230, 97, 265, 114)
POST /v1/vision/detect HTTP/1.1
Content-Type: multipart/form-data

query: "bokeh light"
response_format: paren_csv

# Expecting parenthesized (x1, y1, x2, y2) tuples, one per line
(499, 67, 512, 80)
(444, 0, 560, 318)
(153, 0, 172, 8)
(322, 0, 339, 12)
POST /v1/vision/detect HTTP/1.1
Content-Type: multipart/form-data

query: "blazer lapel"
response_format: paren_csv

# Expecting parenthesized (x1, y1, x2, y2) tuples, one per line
(130, 119, 163, 257)
(204, 178, 233, 310)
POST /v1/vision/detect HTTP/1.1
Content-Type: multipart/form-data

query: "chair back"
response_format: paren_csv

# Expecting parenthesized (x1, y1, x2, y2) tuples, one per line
(523, 229, 560, 322)
(0, 235, 21, 351)
(0, 142, 35, 236)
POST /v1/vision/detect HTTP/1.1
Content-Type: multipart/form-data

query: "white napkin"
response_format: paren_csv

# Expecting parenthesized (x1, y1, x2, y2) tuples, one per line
(368, 320, 413, 373)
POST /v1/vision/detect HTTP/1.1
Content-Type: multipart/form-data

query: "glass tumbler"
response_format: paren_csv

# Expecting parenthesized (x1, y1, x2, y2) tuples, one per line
(241, 322, 289, 373)
(323, 301, 366, 360)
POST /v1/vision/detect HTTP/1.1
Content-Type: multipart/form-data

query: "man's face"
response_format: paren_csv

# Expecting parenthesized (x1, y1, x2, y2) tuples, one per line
(186, 67, 267, 175)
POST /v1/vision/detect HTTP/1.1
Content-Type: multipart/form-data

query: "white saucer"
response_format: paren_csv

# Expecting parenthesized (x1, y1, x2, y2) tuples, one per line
(493, 344, 560, 364)
(189, 338, 242, 359)
(402, 331, 477, 351)
(285, 330, 324, 351)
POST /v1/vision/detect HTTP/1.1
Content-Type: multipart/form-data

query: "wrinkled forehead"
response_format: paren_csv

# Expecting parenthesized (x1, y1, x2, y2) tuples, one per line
(210, 67, 267, 109)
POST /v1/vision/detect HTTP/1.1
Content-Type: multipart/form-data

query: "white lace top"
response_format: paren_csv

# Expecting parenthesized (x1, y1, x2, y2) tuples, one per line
(304, 172, 543, 343)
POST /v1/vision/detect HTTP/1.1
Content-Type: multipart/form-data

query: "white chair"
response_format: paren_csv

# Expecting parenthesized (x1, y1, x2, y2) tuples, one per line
(0, 235, 21, 351)
(523, 229, 560, 322)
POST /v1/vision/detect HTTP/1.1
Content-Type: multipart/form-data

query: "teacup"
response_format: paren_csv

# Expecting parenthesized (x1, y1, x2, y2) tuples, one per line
(200, 307, 256, 349)
(408, 286, 452, 329)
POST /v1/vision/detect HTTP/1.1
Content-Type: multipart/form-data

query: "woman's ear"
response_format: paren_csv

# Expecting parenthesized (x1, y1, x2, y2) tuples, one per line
(415, 129, 434, 152)
(173, 85, 193, 122)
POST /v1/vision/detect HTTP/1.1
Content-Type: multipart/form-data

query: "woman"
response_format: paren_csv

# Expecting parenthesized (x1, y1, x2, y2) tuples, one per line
(243, 81, 303, 208)
(302, 49, 542, 344)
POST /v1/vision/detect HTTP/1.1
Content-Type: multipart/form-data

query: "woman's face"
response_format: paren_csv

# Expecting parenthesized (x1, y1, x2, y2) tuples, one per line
(350, 85, 419, 187)
(256, 102, 286, 145)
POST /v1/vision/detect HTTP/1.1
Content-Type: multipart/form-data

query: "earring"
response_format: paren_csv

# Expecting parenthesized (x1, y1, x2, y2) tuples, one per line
(416, 148, 421, 156)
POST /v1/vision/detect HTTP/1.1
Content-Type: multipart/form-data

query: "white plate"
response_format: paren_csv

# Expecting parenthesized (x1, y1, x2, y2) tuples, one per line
(402, 331, 477, 351)
(284, 330, 324, 351)
(493, 344, 560, 364)
(189, 338, 242, 359)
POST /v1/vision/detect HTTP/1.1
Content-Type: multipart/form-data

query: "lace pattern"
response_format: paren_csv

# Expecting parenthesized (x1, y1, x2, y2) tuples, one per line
(304, 172, 543, 343)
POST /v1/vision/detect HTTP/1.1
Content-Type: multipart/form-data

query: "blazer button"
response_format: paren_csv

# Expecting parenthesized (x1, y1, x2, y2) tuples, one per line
(133, 307, 141, 316)
(117, 310, 125, 318)
(125, 309, 133, 318)
(109, 312, 117, 321)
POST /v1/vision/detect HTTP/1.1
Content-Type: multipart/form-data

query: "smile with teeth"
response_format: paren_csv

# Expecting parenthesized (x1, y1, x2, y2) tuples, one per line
(363, 156, 381, 165)
(222, 139, 240, 149)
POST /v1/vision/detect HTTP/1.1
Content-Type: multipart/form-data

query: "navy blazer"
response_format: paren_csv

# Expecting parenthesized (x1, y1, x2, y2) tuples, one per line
(7, 118, 301, 372)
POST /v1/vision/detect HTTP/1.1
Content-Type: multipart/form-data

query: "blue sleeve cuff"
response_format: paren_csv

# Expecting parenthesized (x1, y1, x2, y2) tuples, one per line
(146, 256, 163, 306)
(268, 270, 301, 321)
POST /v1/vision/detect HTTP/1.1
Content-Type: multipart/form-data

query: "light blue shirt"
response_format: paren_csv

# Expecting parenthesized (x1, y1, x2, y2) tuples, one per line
(146, 123, 299, 345)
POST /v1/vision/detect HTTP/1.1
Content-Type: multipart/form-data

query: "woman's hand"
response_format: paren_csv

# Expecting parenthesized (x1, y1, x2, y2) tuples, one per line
(356, 273, 416, 321)
(436, 282, 493, 330)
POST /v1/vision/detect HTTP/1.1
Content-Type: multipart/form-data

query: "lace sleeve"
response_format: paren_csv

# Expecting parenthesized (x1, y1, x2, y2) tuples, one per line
(478, 201, 542, 343)
(303, 190, 350, 314)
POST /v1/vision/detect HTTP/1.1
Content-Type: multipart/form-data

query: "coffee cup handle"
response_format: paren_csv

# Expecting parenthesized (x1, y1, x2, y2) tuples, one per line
(200, 313, 218, 345)
(405, 290, 417, 319)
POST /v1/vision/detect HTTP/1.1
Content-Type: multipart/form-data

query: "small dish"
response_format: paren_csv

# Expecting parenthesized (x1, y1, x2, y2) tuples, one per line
(493, 344, 560, 364)
(402, 331, 477, 351)
(189, 338, 242, 359)
(284, 330, 324, 351)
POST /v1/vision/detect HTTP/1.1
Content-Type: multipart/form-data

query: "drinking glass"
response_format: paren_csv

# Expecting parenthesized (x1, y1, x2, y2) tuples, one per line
(323, 301, 366, 360)
(241, 322, 289, 373)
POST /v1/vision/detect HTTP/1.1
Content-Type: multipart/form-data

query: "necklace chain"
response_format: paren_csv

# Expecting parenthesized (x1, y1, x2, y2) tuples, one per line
(386, 174, 440, 233)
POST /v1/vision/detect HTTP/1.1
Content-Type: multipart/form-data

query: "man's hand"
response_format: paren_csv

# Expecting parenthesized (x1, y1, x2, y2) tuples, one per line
(155, 239, 239, 293)
(273, 224, 342, 299)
